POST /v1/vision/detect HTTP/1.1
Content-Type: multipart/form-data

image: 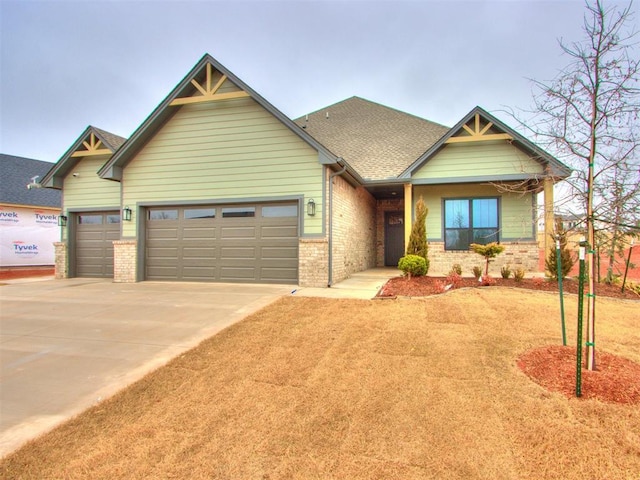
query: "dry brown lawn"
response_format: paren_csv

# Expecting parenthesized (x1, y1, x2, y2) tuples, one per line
(2, 288, 639, 479)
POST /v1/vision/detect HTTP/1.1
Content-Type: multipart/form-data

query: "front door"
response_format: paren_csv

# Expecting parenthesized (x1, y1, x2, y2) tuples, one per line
(384, 211, 405, 266)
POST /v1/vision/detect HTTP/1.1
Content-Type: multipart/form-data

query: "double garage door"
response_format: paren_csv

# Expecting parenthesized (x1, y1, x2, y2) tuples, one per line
(145, 203, 299, 284)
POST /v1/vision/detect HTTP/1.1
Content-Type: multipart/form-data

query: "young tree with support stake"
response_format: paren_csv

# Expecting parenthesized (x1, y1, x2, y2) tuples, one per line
(522, 0, 639, 370)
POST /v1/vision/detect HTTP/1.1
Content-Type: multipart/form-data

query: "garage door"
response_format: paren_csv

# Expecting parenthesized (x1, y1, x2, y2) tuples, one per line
(75, 212, 120, 278)
(145, 203, 298, 284)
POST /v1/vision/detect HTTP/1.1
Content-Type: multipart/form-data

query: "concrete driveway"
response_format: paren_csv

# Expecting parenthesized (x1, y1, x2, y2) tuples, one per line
(0, 278, 291, 457)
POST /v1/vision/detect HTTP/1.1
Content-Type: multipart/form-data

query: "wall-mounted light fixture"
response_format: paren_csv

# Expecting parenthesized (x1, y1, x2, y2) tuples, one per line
(58, 215, 68, 227)
(306, 199, 316, 216)
(122, 206, 132, 222)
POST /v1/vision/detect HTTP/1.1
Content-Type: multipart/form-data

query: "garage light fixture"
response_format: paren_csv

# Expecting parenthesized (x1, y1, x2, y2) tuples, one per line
(122, 206, 132, 222)
(307, 199, 316, 216)
(58, 215, 68, 227)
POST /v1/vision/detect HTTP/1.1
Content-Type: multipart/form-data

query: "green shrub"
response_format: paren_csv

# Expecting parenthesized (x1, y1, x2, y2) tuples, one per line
(513, 268, 525, 282)
(450, 263, 462, 275)
(500, 264, 512, 279)
(472, 266, 483, 279)
(406, 196, 430, 274)
(398, 255, 427, 278)
(545, 220, 575, 279)
(470, 242, 505, 277)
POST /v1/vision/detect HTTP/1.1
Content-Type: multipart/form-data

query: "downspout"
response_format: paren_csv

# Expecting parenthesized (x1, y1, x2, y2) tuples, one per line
(327, 161, 347, 287)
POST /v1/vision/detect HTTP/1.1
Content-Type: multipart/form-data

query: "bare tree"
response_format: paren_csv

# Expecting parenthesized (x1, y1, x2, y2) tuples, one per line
(522, 0, 640, 370)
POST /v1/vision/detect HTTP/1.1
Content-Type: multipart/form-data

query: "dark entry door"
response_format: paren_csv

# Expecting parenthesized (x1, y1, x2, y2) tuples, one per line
(384, 211, 405, 266)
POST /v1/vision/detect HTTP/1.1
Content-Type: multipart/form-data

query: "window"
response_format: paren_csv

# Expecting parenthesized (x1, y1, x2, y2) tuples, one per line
(148, 209, 178, 220)
(185, 208, 216, 219)
(222, 207, 255, 218)
(444, 198, 498, 250)
(106, 214, 121, 224)
(78, 214, 103, 224)
(262, 205, 297, 217)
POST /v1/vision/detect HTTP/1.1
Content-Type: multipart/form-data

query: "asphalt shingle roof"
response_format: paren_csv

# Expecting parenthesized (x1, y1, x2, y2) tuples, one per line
(0, 154, 61, 208)
(92, 127, 127, 151)
(295, 97, 450, 181)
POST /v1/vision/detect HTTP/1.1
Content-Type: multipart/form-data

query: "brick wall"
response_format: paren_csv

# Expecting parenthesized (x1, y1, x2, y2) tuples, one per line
(427, 241, 540, 277)
(298, 238, 328, 287)
(375, 198, 405, 266)
(53, 242, 68, 279)
(113, 240, 137, 283)
(330, 175, 377, 284)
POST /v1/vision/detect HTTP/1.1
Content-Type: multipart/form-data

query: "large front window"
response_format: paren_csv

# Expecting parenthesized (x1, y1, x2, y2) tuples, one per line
(444, 198, 499, 250)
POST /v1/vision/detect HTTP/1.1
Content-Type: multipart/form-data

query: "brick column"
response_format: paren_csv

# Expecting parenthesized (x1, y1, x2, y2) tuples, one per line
(113, 240, 137, 283)
(299, 238, 329, 287)
(54, 242, 68, 279)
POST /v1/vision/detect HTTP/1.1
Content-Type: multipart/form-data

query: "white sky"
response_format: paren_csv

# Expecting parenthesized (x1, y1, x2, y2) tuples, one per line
(1, 0, 637, 163)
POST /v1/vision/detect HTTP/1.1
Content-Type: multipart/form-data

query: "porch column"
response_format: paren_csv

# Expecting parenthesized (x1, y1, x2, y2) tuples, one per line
(404, 183, 412, 251)
(543, 176, 555, 255)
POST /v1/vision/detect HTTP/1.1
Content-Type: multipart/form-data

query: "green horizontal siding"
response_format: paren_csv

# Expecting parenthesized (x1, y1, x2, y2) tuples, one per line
(414, 184, 534, 241)
(63, 156, 120, 210)
(413, 141, 544, 180)
(122, 95, 322, 236)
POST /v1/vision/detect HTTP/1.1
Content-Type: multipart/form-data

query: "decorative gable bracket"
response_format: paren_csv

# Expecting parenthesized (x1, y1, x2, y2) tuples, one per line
(169, 63, 250, 106)
(71, 133, 112, 157)
(445, 113, 513, 144)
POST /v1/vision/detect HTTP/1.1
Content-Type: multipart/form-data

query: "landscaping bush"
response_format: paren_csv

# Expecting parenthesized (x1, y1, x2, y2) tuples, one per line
(513, 268, 526, 282)
(480, 274, 496, 286)
(446, 271, 463, 289)
(450, 263, 462, 276)
(545, 220, 575, 279)
(470, 242, 505, 277)
(398, 255, 427, 278)
(472, 266, 483, 279)
(501, 264, 512, 279)
(406, 196, 429, 274)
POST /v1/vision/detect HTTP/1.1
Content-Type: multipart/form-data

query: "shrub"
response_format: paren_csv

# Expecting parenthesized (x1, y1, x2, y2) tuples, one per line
(472, 266, 483, 279)
(445, 271, 463, 289)
(450, 263, 462, 276)
(500, 264, 512, 279)
(545, 219, 576, 279)
(406, 196, 429, 274)
(470, 242, 505, 277)
(513, 268, 525, 282)
(624, 281, 640, 296)
(398, 254, 427, 278)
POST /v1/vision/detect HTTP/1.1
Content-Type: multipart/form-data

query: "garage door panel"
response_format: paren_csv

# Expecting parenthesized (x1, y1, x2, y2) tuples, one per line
(260, 246, 298, 259)
(221, 226, 256, 240)
(260, 225, 298, 238)
(147, 229, 179, 240)
(183, 227, 217, 239)
(146, 203, 298, 283)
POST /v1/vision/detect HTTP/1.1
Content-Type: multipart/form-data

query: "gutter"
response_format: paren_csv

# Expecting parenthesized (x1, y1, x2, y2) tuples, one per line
(327, 160, 347, 287)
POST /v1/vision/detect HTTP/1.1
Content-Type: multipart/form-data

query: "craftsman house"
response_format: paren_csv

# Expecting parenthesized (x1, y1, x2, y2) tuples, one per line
(41, 53, 570, 286)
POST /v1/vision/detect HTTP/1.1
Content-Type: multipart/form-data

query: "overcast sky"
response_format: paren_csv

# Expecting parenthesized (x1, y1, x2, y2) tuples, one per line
(1, 0, 637, 163)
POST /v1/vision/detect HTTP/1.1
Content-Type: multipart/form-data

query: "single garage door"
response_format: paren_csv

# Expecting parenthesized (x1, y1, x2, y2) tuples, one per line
(146, 203, 298, 284)
(75, 212, 120, 278)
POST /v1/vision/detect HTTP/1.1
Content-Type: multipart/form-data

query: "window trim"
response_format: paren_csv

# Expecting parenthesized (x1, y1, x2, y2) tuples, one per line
(443, 196, 500, 251)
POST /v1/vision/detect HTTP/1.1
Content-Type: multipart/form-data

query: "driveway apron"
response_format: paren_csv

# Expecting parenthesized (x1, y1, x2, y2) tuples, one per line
(0, 278, 290, 457)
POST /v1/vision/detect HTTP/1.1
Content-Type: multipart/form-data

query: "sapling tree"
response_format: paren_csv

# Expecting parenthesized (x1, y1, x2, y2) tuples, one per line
(470, 242, 505, 278)
(518, 0, 640, 370)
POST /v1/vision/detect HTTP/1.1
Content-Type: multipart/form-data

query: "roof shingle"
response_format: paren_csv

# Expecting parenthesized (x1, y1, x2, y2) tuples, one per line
(0, 154, 61, 208)
(295, 97, 449, 181)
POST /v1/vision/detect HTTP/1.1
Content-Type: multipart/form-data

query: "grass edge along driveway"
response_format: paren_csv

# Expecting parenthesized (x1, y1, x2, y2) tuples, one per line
(2, 288, 639, 479)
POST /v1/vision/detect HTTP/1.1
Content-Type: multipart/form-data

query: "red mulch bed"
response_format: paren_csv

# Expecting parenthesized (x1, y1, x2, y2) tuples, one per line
(518, 346, 640, 405)
(378, 275, 640, 405)
(377, 275, 640, 300)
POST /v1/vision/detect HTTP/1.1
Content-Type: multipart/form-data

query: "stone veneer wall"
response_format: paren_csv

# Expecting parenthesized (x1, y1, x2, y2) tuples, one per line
(330, 175, 377, 284)
(427, 241, 540, 277)
(298, 238, 329, 287)
(113, 240, 137, 283)
(375, 198, 405, 267)
(54, 242, 68, 279)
